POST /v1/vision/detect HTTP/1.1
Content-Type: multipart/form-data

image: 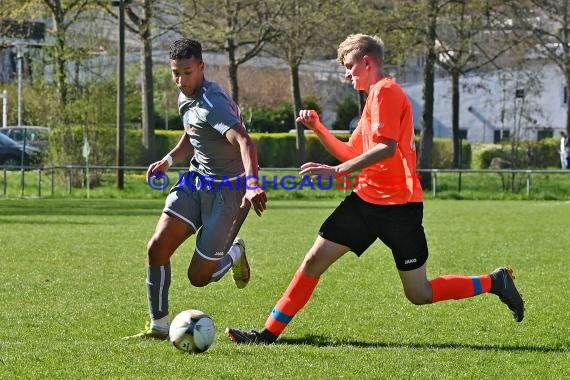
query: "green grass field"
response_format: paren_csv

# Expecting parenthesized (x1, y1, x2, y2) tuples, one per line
(0, 198, 569, 379)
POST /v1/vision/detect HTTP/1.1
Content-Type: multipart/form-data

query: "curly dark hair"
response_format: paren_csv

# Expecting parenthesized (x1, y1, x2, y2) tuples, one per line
(169, 39, 202, 61)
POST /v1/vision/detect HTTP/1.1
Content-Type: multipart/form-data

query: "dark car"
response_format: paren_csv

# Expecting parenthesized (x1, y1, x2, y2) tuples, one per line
(0, 126, 50, 151)
(0, 132, 42, 167)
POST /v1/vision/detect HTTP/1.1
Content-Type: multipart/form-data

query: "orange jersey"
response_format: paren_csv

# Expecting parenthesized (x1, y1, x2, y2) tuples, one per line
(347, 78, 423, 205)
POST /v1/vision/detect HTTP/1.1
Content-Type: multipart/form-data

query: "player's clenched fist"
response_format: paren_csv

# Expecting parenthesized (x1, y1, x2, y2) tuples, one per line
(296, 109, 320, 130)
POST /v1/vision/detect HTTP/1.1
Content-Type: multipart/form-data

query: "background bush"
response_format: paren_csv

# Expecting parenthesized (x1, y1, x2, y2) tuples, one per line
(243, 97, 322, 133)
(332, 94, 359, 130)
(426, 139, 472, 169)
(50, 127, 475, 169)
(471, 138, 559, 169)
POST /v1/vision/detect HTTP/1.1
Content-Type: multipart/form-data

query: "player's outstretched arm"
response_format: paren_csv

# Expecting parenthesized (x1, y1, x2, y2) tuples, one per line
(146, 132, 194, 180)
(296, 109, 358, 162)
(337, 137, 396, 173)
(299, 137, 396, 178)
(226, 123, 267, 216)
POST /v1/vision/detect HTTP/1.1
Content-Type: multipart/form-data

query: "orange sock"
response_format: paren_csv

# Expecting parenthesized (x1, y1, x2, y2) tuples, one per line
(264, 270, 320, 336)
(430, 275, 491, 303)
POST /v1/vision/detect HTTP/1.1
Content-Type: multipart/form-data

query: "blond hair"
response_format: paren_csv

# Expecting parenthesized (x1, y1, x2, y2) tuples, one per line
(337, 34, 384, 66)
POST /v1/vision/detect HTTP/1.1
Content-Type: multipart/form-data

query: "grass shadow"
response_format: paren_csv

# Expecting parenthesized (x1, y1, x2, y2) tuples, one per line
(278, 334, 568, 353)
(0, 198, 340, 216)
(0, 199, 162, 217)
(0, 217, 98, 225)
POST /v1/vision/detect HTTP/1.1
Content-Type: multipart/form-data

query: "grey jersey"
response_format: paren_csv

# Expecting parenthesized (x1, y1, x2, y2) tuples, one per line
(178, 80, 245, 180)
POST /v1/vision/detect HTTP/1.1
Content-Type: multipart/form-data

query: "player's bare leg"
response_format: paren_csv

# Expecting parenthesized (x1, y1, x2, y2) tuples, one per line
(299, 237, 350, 277)
(187, 235, 249, 287)
(226, 237, 349, 344)
(398, 263, 432, 305)
(399, 262, 524, 322)
(123, 213, 194, 340)
(187, 252, 223, 287)
(148, 213, 195, 266)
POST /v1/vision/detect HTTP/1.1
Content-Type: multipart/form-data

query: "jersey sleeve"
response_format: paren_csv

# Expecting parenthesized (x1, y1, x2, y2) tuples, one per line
(370, 85, 405, 142)
(204, 91, 242, 135)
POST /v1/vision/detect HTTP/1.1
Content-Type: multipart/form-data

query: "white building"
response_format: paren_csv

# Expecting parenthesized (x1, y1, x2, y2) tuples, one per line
(400, 62, 567, 143)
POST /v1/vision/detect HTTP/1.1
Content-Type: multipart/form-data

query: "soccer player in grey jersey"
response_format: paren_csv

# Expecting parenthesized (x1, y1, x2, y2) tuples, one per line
(125, 38, 267, 340)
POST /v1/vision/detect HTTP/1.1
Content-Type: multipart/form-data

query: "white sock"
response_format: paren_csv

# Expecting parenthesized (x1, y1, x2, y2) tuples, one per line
(151, 315, 169, 331)
(227, 243, 242, 265)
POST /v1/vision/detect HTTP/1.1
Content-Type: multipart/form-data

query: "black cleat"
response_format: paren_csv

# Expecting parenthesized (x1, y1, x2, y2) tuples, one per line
(490, 267, 525, 322)
(225, 327, 277, 345)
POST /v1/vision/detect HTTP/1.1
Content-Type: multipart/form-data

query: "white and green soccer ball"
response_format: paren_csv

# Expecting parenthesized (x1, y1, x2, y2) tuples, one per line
(169, 309, 215, 353)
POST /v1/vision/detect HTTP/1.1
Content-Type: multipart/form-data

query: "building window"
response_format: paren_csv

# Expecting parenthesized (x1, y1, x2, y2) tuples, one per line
(564, 86, 568, 105)
(537, 129, 553, 141)
(494, 130, 510, 143)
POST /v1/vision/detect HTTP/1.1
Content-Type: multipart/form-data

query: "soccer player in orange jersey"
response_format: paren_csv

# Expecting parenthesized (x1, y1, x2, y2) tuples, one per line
(226, 34, 524, 344)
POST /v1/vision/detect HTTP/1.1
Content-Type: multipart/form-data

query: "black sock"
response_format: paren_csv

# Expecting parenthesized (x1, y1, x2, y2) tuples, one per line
(147, 264, 171, 320)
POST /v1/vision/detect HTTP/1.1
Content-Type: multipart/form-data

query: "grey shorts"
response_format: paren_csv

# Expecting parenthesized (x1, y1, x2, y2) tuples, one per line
(163, 172, 250, 261)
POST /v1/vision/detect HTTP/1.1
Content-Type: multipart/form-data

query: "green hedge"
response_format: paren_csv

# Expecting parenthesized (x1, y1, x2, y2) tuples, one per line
(424, 139, 471, 169)
(50, 126, 147, 166)
(471, 138, 560, 169)
(242, 97, 322, 133)
(49, 127, 348, 168)
(50, 127, 472, 169)
(254, 132, 352, 167)
(530, 138, 561, 167)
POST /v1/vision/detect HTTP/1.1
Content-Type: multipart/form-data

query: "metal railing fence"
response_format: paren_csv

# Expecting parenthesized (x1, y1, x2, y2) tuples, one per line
(1, 165, 569, 198)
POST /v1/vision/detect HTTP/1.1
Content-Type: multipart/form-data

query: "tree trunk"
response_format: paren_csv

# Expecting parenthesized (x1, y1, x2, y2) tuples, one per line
(290, 63, 306, 165)
(418, 0, 437, 190)
(140, 0, 155, 164)
(451, 69, 461, 168)
(227, 37, 240, 103)
(228, 61, 239, 104)
(53, 21, 67, 108)
(567, 69, 570, 136)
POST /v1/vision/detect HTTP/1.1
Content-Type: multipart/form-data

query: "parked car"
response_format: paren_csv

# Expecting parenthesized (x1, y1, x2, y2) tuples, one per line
(0, 126, 50, 151)
(0, 132, 42, 167)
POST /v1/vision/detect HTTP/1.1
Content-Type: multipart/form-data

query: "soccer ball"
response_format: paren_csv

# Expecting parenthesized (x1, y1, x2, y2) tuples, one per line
(169, 309, 215, 353)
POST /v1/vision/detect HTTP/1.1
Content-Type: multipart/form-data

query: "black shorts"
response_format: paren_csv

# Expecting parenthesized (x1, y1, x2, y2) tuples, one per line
(319, 192, 428, 271)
